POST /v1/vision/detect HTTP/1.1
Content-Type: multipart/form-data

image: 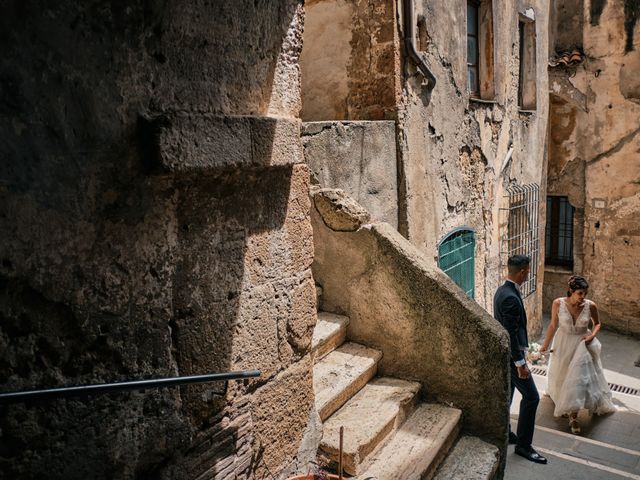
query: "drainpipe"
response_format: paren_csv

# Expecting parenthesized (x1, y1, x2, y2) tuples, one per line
(500, 145, 514, 174)
(403, 0, 436, 89)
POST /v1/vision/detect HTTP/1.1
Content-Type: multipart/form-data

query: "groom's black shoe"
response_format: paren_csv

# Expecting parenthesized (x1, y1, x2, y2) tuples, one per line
(508, 432, 518, 444)
(514, 446, 548, 464)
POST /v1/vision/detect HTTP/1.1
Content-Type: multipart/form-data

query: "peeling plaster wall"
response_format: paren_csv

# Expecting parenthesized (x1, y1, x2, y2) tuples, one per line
(397, 0, 550, 332)
(543, 90, 587, 312)
(549, 0, 584, 50)
(546, 0, 640, 335)
(300, 0, 400, 120)
(0, 1, 321, 479)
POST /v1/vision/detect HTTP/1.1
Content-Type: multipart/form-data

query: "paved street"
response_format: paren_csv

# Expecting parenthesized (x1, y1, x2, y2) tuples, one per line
(505, 324, 640, 479)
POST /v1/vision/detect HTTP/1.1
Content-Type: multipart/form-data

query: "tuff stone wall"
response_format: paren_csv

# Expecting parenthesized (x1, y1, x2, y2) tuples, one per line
(397, 0, 550, 333)
(545, 0, 640, 335)
(0, 2, 320, 479)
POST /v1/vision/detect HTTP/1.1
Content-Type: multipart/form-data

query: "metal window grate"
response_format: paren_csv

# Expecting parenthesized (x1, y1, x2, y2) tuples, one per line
(500, 183, 540, 298)
(438, 229, 475, 299)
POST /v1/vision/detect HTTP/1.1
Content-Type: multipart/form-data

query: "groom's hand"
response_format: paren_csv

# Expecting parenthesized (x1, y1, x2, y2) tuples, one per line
(516, 364, 530, 379)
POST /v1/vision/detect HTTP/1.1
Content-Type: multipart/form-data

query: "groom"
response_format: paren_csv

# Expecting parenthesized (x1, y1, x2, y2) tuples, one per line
(494, 254, 547, 464)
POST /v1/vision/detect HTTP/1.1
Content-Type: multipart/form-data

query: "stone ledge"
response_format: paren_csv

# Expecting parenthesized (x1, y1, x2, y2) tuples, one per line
(433, 436, 500, 480)
(357, 404, 462, 480)
(313, 342, 382, 421)
(312, 312, 350, 361)
(140, 113, 302, 173)
(320, 377, 421, 475)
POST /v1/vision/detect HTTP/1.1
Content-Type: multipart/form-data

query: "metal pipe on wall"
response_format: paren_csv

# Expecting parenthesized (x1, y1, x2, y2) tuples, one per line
(402, 0, 437, 89)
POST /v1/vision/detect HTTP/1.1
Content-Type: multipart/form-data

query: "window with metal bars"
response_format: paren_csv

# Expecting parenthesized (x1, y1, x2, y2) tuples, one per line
(438, 228, 475, 299)
(545, 196, 574, 268)
(501, 184, 540, 298)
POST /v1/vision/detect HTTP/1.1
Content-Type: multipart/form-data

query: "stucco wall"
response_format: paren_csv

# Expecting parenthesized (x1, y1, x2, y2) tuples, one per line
(300, 0, 400, 120)
(548, 0, 584, 51)
(0, 2, 320, 478)
(545, 0, 640, 335)
(396, 0, 550, 335)
(302, 121, 398, 227)
(311, 188, 511, 466)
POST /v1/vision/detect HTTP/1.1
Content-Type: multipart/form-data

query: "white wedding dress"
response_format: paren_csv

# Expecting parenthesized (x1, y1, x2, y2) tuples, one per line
(546, 298, 616, 417)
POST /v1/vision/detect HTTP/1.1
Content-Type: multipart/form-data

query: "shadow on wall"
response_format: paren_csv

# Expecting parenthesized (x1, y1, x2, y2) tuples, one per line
(0, 1, 312, 479)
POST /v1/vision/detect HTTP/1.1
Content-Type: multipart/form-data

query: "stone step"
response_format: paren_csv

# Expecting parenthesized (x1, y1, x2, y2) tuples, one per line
(320, 377, 421, 475)
(356, 403, 462, 480)
(313, 342, 382, 422)
(312, 312, 350, 362)
(433, 436, 500, 480)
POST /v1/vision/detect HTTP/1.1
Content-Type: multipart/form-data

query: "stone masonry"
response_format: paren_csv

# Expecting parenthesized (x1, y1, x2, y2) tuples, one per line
(0, 1, 320, 479)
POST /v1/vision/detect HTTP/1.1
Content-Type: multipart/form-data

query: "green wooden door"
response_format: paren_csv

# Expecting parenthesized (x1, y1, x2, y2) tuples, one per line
(438, 229, 475, 299)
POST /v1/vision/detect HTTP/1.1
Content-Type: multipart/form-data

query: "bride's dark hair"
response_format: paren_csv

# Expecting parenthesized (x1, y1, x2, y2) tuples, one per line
(567, 275, 589, 297)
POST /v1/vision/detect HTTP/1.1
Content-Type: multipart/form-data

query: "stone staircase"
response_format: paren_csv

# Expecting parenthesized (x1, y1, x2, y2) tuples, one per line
(312, 312, 500, 480)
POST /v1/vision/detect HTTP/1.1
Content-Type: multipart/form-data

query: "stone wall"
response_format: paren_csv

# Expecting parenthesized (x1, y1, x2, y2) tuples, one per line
(299, 0, 550, 333)
(300, 0, 400, 121)
(302, 121, 398, 228)
(0, 1, 320, 479)
(311, 188, 510, 469)
(397, 0, 550, 334)
(545, 0, 640, 335)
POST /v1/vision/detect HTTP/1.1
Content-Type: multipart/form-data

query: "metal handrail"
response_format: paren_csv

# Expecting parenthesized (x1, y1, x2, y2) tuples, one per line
(0, 370, 261, 404)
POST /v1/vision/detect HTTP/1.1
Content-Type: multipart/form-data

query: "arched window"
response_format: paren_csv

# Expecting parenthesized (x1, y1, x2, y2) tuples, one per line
(438, 228, 476, 299)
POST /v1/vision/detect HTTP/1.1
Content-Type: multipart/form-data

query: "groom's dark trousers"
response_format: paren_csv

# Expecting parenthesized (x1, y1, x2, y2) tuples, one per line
(510, 362, 540, 448)
(494, 281, 540, 449)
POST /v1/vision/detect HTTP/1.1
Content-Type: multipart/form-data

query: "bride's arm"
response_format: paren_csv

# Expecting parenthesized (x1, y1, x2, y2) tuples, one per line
(541, 299, 559, 352)
(585, 301, 601, 344)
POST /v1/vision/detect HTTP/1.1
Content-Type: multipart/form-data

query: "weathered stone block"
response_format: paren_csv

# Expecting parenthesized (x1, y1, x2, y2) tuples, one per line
(303, 121, 398, 228)
(313, 188, 371, 232)
(358, 404, 461, 480)
(320, 377, 421, 475)
(433, 435, 500, 480)
(311, 312, 349, 361)
(313, 342, 382, 421)
(250, 356, 316, 477)
(143, 113, 302, 173)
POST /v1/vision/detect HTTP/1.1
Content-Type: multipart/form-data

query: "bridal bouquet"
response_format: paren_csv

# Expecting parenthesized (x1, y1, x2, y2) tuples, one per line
(527, 342, 545, 365)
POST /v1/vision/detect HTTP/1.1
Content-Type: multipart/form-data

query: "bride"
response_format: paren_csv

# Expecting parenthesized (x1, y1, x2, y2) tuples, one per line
(540, 275, 616, 434)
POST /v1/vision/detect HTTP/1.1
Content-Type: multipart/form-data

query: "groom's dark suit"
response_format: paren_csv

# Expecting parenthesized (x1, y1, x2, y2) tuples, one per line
(494, 280, 540, 450)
